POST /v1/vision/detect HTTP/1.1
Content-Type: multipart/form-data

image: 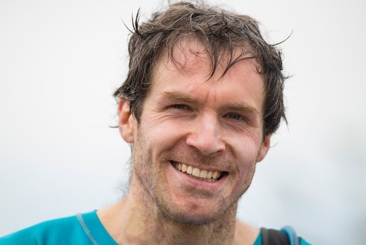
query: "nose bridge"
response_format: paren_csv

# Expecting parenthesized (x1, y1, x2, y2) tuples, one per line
(186, 111, 225, 155)
(201, 112, 219, 140)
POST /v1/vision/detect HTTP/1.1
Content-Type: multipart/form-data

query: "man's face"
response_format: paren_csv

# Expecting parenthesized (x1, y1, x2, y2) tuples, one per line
(120, 42, 271, 224)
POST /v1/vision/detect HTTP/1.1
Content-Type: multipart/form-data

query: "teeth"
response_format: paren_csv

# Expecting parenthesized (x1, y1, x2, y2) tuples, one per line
(192, 168, 200, 177)
(172, 162, 222, 182)
(199, 170, 207, 178)
(182, 164, 187, 172)
(187, 166, 193, 174)
(207, 171, 212, 179)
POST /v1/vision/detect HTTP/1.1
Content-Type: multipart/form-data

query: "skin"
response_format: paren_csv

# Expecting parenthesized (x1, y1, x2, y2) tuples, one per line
(98, 41, 271, 245)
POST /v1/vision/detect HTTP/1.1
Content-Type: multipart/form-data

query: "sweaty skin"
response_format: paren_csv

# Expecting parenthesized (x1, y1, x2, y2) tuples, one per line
(98, 41, 271, 245)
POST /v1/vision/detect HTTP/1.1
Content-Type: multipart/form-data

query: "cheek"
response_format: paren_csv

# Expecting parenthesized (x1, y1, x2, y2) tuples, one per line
(226, 130, 262, 162)
(141, 117, 187, 151)
(225, 133, 261, 185)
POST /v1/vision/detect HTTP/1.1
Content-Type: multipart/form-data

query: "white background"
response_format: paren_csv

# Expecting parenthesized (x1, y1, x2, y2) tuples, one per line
(1, 0, 365, 244)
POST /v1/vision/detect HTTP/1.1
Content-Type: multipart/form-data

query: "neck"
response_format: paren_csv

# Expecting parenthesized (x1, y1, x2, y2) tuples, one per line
(98, 176, 255, 245)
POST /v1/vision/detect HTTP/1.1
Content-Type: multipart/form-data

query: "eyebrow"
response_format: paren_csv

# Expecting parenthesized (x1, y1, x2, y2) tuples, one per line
(161, 91, 197, 103)
(224, 103, 260, 117)
(161, 91, 261, 116)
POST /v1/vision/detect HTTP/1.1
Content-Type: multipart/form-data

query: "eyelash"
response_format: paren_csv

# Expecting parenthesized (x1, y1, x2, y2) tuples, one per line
(167, 105, 250, 124)
(224, 113, 246, 121)
(170, 104, 191, 110)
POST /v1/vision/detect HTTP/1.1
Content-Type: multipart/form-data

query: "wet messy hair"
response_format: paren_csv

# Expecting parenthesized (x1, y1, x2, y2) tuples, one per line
(113, 1, 287, 137)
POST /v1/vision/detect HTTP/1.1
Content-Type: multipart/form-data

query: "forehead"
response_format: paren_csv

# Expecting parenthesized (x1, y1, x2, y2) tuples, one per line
(148, 39, 265, 115)
(153, 38, 261, 82)
(152, 40, 263, 88)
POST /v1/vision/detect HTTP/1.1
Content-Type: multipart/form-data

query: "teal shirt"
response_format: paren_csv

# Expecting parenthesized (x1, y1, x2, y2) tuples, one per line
(0, 211, 310, 245)
(0, 211, 117, 245)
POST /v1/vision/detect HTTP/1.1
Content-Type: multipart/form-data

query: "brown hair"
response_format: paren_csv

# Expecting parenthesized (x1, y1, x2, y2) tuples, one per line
(114, 1, 287, 137)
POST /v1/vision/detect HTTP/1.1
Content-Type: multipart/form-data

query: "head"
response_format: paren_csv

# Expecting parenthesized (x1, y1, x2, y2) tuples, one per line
(114, 1, 286, 138)
(115, 1, 288, 225)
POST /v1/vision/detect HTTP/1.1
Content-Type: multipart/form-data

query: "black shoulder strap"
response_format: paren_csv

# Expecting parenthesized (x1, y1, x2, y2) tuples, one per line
(261, 227, 302, 245)
(261, 228, 290, 245)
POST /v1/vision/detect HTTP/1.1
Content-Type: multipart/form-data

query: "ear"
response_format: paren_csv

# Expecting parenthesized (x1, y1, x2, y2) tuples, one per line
(256, 134, 272, 163)
(118, 99, 136, 143)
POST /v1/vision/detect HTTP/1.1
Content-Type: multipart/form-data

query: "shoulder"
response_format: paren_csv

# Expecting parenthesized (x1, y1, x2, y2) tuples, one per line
(234, 220, 260, 245)
(0, 212, 91, 245)
(260, 226, 312, 245)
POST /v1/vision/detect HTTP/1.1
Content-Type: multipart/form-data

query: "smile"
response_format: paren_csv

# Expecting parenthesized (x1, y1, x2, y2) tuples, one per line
(170, 161, 224, 182)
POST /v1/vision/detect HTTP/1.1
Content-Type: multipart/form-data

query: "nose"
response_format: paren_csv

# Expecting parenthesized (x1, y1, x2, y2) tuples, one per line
(185, 113, 225, 156)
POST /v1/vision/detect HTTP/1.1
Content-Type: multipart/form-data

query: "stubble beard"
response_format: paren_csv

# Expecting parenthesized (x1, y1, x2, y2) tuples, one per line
(131, 130, 256, 227)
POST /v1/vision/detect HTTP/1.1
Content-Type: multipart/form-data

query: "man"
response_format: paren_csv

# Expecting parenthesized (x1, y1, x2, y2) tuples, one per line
(0, 2, 310, 245)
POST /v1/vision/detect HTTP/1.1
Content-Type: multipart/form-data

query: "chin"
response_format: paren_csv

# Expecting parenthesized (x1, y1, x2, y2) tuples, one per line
(165, 210, 219, 225)
(157, 200, 228, 226)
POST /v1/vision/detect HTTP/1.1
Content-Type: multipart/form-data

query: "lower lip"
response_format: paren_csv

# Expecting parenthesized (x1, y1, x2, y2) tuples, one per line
(167, 162, 227, 191)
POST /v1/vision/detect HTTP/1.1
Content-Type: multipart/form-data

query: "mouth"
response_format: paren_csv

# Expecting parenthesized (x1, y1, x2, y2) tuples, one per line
(170, 160, 226, 182)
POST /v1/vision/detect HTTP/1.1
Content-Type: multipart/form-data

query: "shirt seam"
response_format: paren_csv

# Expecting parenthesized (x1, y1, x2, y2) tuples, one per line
(77, 213, 99, 245)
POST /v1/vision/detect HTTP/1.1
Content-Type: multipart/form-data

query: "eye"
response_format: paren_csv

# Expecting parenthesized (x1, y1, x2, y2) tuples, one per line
(224, 113, 246, 121)
(170, 104, 190, 110)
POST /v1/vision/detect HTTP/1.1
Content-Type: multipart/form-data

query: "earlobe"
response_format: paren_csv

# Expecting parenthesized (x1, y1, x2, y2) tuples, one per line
(256, 134, 271, 163)
(118, 99, 136, 143)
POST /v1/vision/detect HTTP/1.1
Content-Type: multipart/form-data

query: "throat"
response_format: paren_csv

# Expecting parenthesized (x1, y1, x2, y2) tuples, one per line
(144, 199, 239, 245)
(151, 217, 237, 245)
